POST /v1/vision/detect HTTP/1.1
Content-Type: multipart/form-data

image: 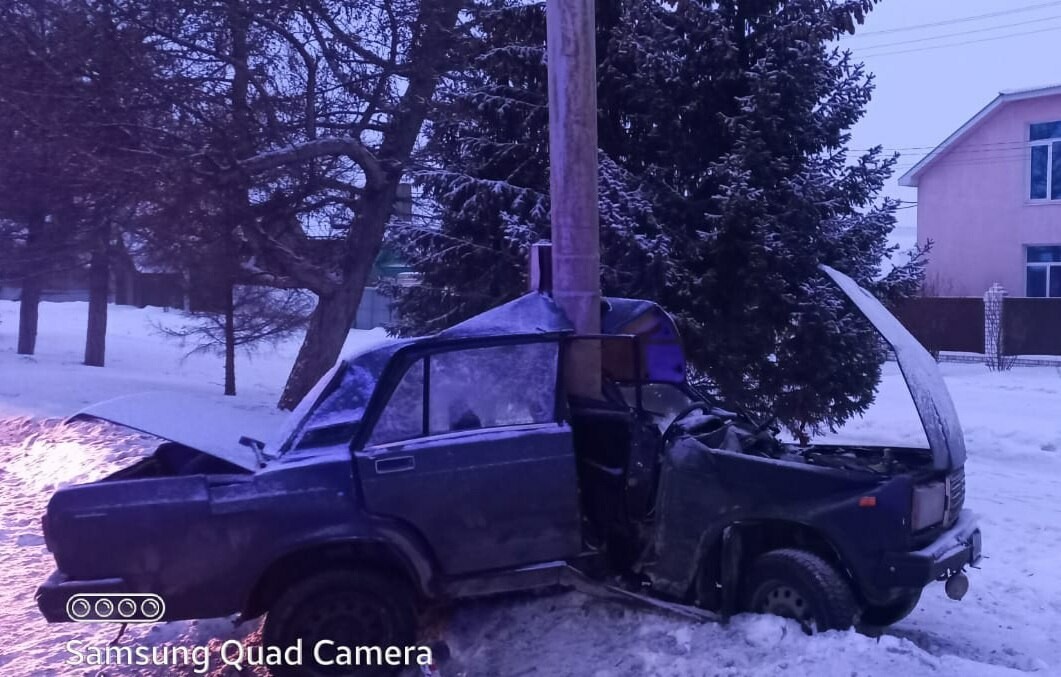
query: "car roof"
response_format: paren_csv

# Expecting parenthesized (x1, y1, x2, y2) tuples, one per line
(341, 292, 670, 363)
(437, 292, 664, 340)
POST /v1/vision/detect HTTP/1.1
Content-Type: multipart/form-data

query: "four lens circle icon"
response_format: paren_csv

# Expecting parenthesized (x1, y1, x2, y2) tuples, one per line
(66, 594, 165, 623)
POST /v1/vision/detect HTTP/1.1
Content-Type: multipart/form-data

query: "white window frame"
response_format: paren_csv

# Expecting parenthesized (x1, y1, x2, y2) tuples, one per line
(1025, 246, 1061, 297)
(1029, 122, 1061, 202)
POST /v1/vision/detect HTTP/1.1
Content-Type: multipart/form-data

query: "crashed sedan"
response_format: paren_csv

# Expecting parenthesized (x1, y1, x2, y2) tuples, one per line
(36, 266, 982, 674)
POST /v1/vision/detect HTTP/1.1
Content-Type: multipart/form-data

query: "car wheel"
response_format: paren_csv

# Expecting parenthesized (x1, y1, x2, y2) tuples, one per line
(742, 548, 859, 632)
(860, 589, 921, 627)
(263, 569, 416, 677)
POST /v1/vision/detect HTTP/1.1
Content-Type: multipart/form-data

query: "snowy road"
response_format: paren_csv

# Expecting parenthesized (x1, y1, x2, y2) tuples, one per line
(1, 301, 1059, 675)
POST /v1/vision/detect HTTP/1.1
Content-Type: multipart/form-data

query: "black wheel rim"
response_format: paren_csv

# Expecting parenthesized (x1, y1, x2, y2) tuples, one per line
(756, 582, 816, 632)
(295, 591, 396, 676)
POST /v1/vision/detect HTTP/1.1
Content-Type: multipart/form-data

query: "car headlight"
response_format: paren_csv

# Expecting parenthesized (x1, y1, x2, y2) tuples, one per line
(912, 481, 946, 530)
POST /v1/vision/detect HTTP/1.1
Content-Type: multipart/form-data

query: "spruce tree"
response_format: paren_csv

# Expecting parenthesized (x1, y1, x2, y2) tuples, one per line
(395, 0, 928, 442)
(389, 1, 666, 335)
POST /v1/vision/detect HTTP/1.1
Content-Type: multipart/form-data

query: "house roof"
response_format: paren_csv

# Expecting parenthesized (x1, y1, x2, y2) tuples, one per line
(898, 83, 1061, 188)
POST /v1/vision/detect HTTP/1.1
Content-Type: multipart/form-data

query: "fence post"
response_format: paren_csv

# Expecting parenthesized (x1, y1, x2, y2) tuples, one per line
(983, 283, 1007, 369)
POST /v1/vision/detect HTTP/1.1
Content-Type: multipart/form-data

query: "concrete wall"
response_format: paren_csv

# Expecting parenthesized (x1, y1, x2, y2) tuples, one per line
(917, 93, 1061, 297)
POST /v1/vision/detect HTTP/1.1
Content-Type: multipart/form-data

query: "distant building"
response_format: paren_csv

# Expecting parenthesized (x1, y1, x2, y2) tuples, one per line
(900, 84, 1061, 298)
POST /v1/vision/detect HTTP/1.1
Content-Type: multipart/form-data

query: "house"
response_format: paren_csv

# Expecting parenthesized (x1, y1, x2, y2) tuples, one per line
(900, 84, 1061, 298)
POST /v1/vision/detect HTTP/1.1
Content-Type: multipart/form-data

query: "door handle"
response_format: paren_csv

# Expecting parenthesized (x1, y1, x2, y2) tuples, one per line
(375, 456, 415, 474)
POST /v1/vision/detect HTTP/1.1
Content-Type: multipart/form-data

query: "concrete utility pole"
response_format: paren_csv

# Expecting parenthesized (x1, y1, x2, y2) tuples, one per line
(546, 0, 601, 398)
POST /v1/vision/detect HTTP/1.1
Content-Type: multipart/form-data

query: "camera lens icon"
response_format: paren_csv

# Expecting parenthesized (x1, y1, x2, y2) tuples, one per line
(94, 598, 114, 618)
(69, 597, 92, 620)
(117, 598, 138, 618)
(140, 597, 161, 618)
(66, 594, 165, 623)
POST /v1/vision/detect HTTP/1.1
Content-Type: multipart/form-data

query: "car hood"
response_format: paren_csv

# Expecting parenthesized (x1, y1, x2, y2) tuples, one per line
(822, 265, 966, 471)
(67, 392, 288, 472)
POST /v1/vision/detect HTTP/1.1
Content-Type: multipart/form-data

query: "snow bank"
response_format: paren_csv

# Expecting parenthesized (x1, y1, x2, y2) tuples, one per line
(0, 300, 388, 418)
(1, 300, 1060, 675)
(441, 592, 1029, 676)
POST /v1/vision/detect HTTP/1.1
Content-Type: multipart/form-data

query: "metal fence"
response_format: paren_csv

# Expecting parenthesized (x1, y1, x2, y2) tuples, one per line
(893, 296, 1061, 360)
(892, 297, 985, 354)
(1002, 298, 1061, 356)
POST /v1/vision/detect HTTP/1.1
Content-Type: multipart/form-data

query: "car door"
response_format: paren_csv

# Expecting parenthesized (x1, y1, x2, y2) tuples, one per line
(354, 338, 583, 575)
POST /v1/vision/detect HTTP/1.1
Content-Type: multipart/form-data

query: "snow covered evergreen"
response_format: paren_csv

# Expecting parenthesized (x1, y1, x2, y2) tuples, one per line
(389, 1, 667, 334)
(393, 0, 927, 440)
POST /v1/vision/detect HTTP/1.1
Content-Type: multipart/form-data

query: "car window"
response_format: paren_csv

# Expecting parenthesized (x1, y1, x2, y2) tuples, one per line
(368, 359, 425, 446)
(428, 342, 558, 435)
(619, 383, 695, 430)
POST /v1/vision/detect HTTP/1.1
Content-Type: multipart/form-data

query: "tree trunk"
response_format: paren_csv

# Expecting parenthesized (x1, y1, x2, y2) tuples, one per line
(275, 0, 463, 409)
(84, 227, 110, 367)
(278, 286, 363, 409)
(17, 274, 41, 355)
(224, 283, 236, 396)
(222, 0, 247, 399)
(17, 214, 45, 355)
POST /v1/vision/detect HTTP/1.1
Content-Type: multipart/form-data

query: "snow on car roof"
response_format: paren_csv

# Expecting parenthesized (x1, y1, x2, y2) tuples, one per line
(438, 292, 574, 338)
(436, 292, 665, 340)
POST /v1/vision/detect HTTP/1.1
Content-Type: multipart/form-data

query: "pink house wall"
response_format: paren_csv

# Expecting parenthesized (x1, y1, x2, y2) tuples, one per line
(916, 93, 1061, 297)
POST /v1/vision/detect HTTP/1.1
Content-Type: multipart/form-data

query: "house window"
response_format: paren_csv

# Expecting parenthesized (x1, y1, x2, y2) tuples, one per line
(1030, 121, 1061, 200)
(1026, 246, 1061, 297)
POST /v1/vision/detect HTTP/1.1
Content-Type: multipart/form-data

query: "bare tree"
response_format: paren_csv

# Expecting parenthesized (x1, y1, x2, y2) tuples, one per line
(0, 3, 81, 356)
(112, 0, 468, 407)
(157, 285, 314, 395)
(0, 1, 168, 364)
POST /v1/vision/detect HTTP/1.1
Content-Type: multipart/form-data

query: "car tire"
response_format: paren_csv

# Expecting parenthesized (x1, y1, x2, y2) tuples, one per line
(262, 569, 416, 677)
(860, 589, 922, 627)
(742, 548, 859, 632)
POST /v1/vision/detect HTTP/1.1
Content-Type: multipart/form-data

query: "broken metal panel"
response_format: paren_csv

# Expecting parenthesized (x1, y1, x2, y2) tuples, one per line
(601, 298, 686, 383)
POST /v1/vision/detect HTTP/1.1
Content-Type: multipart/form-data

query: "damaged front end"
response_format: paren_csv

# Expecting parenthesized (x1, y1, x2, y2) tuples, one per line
(640, 266, 981, 615)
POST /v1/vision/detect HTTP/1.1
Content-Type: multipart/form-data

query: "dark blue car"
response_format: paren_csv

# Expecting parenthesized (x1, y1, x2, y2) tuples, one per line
(37, 266, 981, 676)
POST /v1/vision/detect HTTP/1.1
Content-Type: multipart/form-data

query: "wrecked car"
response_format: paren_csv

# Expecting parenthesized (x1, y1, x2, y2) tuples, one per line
(36, 266, 982, 673)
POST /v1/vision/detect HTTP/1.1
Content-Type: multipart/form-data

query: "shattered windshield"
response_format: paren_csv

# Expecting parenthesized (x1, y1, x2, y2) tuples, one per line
(618, 383, 696, 431)
(289, 343, 404, 450)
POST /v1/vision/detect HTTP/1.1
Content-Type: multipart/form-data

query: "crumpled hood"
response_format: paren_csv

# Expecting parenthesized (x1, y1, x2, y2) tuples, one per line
(822, 265, 967, 471)
(67, 392, 288, 472)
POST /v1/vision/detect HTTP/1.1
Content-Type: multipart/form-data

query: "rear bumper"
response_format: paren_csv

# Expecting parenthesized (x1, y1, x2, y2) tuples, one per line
(35, 570, 127, 622)
(879, 510, 982, 588)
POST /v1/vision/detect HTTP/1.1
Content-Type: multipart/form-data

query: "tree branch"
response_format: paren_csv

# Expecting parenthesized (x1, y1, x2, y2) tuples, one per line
(240, 137, 383, 184)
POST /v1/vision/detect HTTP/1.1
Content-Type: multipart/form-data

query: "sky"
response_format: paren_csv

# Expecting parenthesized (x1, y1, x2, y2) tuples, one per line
(842, 0, 1061, 252)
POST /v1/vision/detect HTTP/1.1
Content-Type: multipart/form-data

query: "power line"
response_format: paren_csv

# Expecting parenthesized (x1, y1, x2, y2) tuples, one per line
(841, 0, 1061, 39)
(855, 14, 1061, 53)
(857, 24, 1061, 58)
(890, 153, 1029, 172)
(849, 140, 1051, 155)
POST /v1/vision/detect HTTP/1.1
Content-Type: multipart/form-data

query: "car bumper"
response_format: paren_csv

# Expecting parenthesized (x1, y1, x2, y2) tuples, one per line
(36, 570, 128, 622)
(879, 510, 982, 588)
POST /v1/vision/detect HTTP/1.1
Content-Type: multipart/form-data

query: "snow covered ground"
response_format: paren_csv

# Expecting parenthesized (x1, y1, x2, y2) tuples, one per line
(1, 300, 1059, 676)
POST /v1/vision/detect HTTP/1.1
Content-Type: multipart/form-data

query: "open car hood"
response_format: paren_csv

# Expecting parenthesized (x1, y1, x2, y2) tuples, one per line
(821, 265, 966, 471)
(67, 392, 287, 472)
